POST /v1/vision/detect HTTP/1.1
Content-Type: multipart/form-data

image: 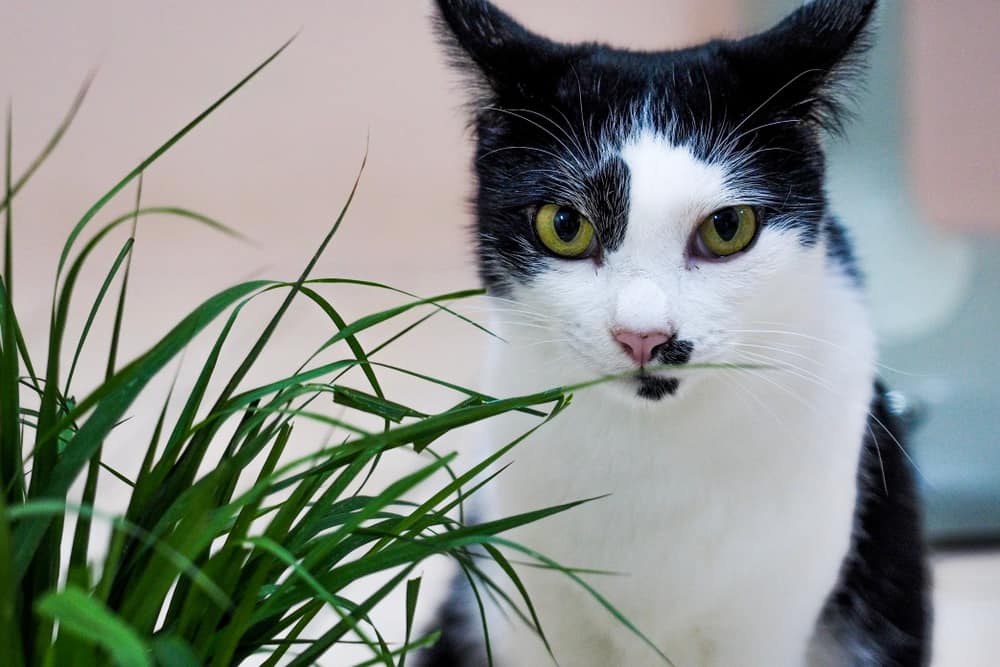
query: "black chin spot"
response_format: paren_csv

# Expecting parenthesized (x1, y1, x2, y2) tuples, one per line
(636, 376, 680, 400)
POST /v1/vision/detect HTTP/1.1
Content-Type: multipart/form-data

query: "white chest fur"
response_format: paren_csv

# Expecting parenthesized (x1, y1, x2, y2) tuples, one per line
(478, 251, 875, 667)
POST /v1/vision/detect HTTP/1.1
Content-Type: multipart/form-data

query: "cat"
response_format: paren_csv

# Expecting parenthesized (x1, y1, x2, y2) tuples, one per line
(419, 1, 930, 665)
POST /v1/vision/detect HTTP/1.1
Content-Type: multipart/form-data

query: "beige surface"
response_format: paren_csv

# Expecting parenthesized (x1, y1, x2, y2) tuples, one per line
(1, 1, 997, 664)
(907, 0, 1000, 231)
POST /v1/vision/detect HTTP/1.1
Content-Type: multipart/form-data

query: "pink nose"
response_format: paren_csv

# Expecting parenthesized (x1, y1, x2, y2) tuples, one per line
(613, 329, 671, 367)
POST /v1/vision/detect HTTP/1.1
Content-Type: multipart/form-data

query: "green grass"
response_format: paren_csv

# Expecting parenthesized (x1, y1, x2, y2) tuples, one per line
(0, 40, 676, 666)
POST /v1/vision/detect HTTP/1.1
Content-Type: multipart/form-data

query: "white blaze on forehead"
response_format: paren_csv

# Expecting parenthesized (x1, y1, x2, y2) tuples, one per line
(617, 131, 730, 255)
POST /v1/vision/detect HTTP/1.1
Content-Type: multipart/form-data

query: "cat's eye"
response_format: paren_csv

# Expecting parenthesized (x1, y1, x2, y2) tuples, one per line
(534, 204, 596, 258)
(694, 205, 758, 258)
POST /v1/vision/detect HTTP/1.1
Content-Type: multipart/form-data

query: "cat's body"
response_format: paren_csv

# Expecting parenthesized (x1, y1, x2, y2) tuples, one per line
(421, 1, 930, 665)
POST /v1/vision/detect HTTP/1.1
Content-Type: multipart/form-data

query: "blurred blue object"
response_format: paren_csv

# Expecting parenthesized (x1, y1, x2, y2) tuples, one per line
(884, 242, 1000, 545)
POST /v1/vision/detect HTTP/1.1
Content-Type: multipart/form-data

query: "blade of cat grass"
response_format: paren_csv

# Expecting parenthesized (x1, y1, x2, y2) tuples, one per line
(488, 535, 675, 666)
(260, 389, 565, 497)
(197, 551, 277, 667)
(55, 39, 290, 281)
(258, 605, 323, 667)
(7, 294, 40, 393)
(1, 110, 24, 506)
(0, 492, 25, 667)
(167, 285, 489, 459)
(456, 560, 496, 667)
(135, 161, 370, 533)
(32, 194, 247, 504)
(236, 536, 393, 667)
(162, 421, 290, 638)
(477, 542, 552, 658)
(399, 576, 422, 667)
(297, 285, 386, 410)
(30, 42, 290, 610)
(69, 176, 143, 587)
(150, 637, 200, 667)
(7, 500, 229, 608)
(261, 497, 594, 619)
(130, 298, 246, 519)
(14, 279, 272, 580)
(278, 284, 394, 492)
(351, 633, 441, 667)
(452, 552, 536, 639)
(302, 277, 496, 345)
(332, 386, 428, 423)
(35, 586, 151, 667)
(134, 357, 184, 489)
(280, 445, 381, 553)
(368, 310, 439, 357)
(201, 470, 334, 651)
(4, 104, 12, 298)
(202, 147, 366, 443)
(25, 50, 286, 612)
(115, 463, 254, 617)
(94, 523, 127, 604)
(284, 564, 418, 667)
(362, 405, 566, 558)
(293, 454, 457, 578)
(420, 443, 470, 524)
(62, 237, 132, 397)
(118, 472, 234, 633)
(346, 360, 548, 419)
(63, 203, 238, 396)
(0, 80, 91, 412)
(307, 287, 481, 362)
(0, 76, 92, 218)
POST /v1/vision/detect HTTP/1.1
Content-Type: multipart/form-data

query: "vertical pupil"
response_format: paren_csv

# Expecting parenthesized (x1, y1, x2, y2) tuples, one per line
(553, 208, 581, 242)
(713, 208, 741, 242)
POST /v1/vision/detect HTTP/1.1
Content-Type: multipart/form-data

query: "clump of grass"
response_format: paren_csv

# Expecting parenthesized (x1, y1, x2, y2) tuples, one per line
(0, 40, 673, 667)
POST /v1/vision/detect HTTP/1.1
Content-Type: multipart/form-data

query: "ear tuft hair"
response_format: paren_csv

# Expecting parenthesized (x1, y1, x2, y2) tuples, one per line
(728, 0, 878, 134)
(432, 0, 572, 105)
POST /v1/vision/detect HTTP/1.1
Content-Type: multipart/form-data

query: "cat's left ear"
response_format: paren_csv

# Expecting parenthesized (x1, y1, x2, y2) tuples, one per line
(433, 0, 574, 103)
(727, 0, 878, 134)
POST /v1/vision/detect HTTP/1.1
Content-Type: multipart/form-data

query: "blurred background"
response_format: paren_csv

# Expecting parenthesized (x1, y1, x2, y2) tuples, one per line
(0, 0, 996, 664)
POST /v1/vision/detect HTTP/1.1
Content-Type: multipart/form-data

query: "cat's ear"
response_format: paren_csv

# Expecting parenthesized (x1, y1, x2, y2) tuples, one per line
(727, 0, 878, 134)
(433, 0, 571, 102)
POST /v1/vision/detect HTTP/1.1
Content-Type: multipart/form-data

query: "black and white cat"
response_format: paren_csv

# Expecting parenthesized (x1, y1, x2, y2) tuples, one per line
(421, 1, 930, 665)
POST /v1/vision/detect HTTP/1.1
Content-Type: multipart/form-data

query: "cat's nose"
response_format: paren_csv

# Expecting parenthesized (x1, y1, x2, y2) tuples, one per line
(613, 328, 672, 367)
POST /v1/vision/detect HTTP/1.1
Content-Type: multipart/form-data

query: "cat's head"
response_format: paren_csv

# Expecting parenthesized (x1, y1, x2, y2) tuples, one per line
(435, 0, 876, 401)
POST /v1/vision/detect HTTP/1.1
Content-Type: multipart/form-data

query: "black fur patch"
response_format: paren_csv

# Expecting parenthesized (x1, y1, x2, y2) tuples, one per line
(654, 337, 694, 366)
(815, 381, 931, 665)
(636, 375, 680, 400)
(414, 574, 488, 667)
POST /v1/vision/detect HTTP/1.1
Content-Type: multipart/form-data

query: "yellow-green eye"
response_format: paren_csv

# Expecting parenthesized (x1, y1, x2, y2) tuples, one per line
(696, 205, 758, 258)
(534, 204, 596, 258)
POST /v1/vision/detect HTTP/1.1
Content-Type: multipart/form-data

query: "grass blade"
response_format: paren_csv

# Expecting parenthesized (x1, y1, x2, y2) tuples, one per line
(35, 587, 151, 667)
(14, 280, 271, 580)
(55, 39, 292, 279)
(0, 75, 92, 217)
(0, 492, 24, 667)
(399, 576, 422, 667)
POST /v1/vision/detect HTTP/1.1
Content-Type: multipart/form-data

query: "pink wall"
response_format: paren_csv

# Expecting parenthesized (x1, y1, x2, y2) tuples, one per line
(907, 0, 1000, 231)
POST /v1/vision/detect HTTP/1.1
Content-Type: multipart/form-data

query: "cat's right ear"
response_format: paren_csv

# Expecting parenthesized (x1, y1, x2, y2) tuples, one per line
(433, 0, 569, 102)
